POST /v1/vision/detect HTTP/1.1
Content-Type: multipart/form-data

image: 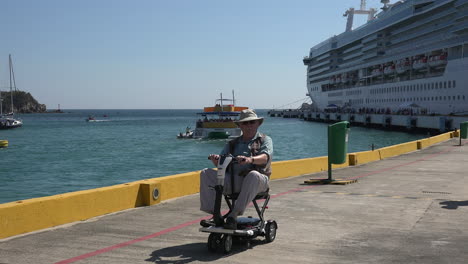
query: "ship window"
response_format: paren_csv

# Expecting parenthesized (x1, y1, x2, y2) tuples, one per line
(439, 82, 443, 88)
(448, 81, 451, 88)
(444, 82, 447, 88)
(432, 83, 435, 89)
(435, 83, 438, 89)
(458, 95, 461, 100)
(453, 80, 456, 87)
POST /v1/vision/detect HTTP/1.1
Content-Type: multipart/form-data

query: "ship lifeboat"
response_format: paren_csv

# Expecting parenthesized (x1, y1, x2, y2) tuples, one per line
(412, 57, 427, 70)
(383, 64, 395, 75)
(396, 59, 410, 74)
(335, 75, 341, 83)
(341, 73, 348, 83)
(370, 66, 383, 77)
(428, 54, 447, 67)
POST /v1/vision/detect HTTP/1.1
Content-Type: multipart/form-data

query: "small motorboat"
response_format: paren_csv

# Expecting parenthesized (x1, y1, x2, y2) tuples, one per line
(86, 116, 96, 122)
(177, 130, 194, 139)
(177, 126, 194, 139)
(0, 116, 23, 129)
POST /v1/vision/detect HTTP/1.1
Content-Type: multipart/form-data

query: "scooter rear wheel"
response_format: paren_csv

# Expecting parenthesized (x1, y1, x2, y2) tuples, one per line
(207, 233, 222, 252)
(265, 221, 277, 242)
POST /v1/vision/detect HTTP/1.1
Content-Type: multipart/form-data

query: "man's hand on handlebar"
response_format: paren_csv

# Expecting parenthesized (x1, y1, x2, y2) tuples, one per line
(208, 154, 220, 161)
(235, 155, 252, 165)
(208, 154, 220, 166)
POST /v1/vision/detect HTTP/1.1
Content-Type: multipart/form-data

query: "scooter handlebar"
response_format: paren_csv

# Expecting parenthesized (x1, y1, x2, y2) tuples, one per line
(208, 154, 245, 163)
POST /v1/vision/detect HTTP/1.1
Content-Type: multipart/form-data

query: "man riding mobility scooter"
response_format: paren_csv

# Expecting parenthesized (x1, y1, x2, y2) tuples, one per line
(199, 155, 278, 253)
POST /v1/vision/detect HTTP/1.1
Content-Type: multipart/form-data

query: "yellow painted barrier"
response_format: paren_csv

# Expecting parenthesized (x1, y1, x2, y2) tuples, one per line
(417, 131, 453, 149)
(0, 183, 142, 239)
(417, 138, 430, 149)
(0, 131, 456, 239)
(270, 156, 328, 180)
(427, 132, 452, 145)
(378, 140, 418, 159)
(138, 171, 201, 203)
(348, 150, 380, 166)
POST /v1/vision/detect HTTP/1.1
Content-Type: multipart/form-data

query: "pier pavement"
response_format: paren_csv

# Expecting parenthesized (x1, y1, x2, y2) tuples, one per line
(1, 138, 467, 264)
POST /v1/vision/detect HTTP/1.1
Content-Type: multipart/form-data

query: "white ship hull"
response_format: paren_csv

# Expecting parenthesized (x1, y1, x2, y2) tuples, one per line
(303, 0, 468, 115)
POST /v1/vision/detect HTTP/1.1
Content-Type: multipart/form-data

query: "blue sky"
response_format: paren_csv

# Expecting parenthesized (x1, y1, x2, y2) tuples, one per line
(1, 0, 385, 110)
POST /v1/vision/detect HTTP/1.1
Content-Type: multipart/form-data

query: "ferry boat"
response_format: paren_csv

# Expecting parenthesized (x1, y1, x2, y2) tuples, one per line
(303, 0, 468, 115)
(191, 92, 248, 139)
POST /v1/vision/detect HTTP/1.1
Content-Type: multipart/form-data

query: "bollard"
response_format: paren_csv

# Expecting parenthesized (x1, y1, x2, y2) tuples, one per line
(460, 121, 468, 146)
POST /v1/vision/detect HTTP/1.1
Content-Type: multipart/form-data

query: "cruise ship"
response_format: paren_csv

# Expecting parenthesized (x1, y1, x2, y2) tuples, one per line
(303, 0, 468, 115)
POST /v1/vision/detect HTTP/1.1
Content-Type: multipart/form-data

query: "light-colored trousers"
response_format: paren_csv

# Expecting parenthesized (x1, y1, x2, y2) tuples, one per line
(199, 168, 269, 217)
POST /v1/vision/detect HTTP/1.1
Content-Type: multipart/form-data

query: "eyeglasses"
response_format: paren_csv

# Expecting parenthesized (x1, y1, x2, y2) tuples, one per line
(239, 120, 257, 125)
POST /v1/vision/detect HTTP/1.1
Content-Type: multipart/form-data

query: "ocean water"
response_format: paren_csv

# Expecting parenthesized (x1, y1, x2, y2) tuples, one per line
(0, 109, 426, 204)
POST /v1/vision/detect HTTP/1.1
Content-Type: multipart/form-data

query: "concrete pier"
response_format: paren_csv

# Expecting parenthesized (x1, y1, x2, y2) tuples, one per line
(268, 109, 467, 133)
(1, 138, 467, 263)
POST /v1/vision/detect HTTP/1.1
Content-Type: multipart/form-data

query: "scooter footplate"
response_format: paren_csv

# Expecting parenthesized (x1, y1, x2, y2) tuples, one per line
(199, 226, 255, 236)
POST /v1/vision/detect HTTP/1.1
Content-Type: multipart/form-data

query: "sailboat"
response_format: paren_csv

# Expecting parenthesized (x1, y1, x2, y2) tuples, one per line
(0, 54, 23, 129)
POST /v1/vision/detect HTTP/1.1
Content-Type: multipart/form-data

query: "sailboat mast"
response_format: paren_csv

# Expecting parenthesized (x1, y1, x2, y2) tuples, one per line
(232, 90, 235, 106)
(220, 93, 223, 110)
(8, 54, 15, 114)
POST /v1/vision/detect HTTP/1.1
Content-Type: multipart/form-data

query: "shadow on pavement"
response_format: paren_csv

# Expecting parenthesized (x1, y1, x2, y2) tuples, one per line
(145, 240, 268, 263)
(440, 200, 468, 209)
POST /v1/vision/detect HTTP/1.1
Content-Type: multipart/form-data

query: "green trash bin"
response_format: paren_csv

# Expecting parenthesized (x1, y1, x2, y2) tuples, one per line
(328, 121, 350, 164)
(460, 121, 468, 139)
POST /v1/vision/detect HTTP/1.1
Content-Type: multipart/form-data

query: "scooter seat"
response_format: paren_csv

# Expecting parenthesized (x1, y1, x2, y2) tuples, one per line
(225, 189, 270, 200)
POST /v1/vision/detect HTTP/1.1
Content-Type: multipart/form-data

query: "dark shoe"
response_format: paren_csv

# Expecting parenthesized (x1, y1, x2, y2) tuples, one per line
(200, 218, 215, 227)
(223, 216, 237, 230)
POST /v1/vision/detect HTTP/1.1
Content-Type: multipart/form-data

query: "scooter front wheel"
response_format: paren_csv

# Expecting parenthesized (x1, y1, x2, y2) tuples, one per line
(222, 234, 233, 254)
